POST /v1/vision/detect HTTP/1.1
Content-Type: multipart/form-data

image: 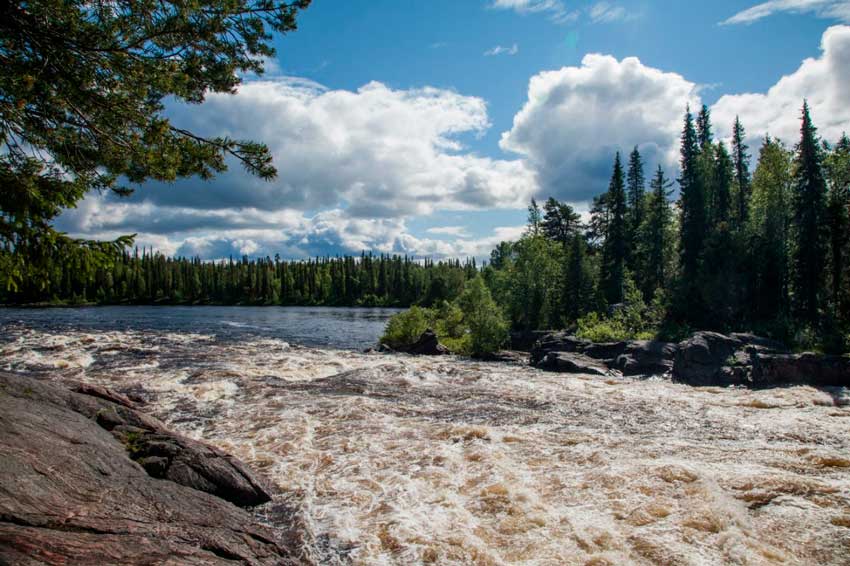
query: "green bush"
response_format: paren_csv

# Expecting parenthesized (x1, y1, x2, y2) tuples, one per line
(381, 306, 432, 349)
(457, 276, 509, 355)
(576, 279, 663, 342)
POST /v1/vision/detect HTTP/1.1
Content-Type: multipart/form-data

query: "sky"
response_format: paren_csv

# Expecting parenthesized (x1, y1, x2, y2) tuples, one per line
(57, 0, 850, 261)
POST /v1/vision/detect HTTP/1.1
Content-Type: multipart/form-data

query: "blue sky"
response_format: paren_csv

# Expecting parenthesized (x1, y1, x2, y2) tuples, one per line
(58, 0, 850, 260)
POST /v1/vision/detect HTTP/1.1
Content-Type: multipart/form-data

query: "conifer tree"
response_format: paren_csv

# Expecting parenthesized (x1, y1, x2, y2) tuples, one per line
(563, 234, 596, 322)
(601, 152, 628, 305)
(626, 146, 646, 272)
(712, 142, 734, 226)
(638, 166, 674, 298)
(542, 198, 580, 245)
(732, 117, 752, 228)
(824, 133, 850, 317)
(676, 106, 707, 319)
(527, 198, 543, 237)
(790, 102, 828, 321)
(696, 105, 713, 149)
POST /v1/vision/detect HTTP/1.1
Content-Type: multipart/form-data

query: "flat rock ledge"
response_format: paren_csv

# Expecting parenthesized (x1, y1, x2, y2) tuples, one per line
(531, 331, 850, 389)
(0, 372, 303, 565)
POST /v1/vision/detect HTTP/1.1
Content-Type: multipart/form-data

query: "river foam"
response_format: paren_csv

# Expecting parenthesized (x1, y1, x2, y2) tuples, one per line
(2, 325, 848, 565)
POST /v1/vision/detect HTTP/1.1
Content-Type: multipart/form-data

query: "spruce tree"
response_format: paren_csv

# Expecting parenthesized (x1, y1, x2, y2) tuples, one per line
(639, 166, 674, 298)
(676, 106, 707, 319)
(790, 102, 827, 322)
(824, 134, 850, 317)
(732, 117, 752, 228)
(712, 142, 734, 225)
(626, 146, 646, 272)
(601, 152, 628, 305)
(563, 234, 595, 322)
(696, 105, 713, 149)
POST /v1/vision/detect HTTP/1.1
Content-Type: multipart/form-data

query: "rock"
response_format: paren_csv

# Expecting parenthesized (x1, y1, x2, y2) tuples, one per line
(730, 333, 788, 353)
(0, 372, 300, 565)
(672, 332, 746, 386)
(537, 352, 614, 377)
(476, 350, 530, 365)
(404, 329, 449, 356)
(752, 353, 850, 388)
(582, 341, 629, 362)
(614, 340, 678, 376)
(530, 333, 590, 365)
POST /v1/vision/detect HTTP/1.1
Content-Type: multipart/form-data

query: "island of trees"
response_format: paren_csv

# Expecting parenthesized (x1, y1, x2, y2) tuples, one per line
(382, 104, 850, 355)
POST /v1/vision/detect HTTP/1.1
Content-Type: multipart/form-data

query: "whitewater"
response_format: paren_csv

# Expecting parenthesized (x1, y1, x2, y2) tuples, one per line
(1, 323, 849, 565)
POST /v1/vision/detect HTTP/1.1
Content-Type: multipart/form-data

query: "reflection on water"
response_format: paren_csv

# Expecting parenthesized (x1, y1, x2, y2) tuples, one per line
(1, 314, 849, 565)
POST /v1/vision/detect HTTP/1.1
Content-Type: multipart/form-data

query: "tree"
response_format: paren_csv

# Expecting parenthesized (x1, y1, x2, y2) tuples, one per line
(542, 198, 580, 246)
(824, 133, 850, 317)
(526, 198, 543, 236)
(747, 136, 792, 321)
(457, 276, 509, 355)
(790, 102, 827, 321)
(712, 142, 734, 226)
(0, 0, 311, 290)
(601, 152, 628, 305)
(562, 233, 596, 322)
(626, 146, 646, 272)
(676, 106, 707, 319)
(696, 105, 713, 149)
(638, 166, 674, 299)
(731, 116, 752, 229)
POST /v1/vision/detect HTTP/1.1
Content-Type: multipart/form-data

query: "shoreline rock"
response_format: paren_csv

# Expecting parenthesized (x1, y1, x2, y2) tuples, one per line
(0, 372, 302, 565)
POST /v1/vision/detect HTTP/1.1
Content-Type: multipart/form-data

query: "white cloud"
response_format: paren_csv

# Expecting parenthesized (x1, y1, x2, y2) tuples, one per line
(484, 43, 520, 56)
(721, 0, 850, 24)
(500, 53, 700, 201)
(426, 226, 469, 237)
(712, 25, 850, 146)
(491, 0, 579, 24)
(588, 2, 632, 23)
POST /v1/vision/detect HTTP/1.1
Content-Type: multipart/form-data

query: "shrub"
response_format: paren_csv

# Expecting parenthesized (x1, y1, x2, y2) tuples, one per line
(576, 279, 663, 342)
(457, 276, 509, 355)
(381, 306, 432, 349)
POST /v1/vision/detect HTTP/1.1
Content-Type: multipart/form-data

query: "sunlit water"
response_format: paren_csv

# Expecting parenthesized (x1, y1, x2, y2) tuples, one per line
(1, 308, 849, 565)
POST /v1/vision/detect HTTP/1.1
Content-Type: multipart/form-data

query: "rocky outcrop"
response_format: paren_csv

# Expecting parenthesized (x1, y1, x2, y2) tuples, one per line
(536, 352, 614, 377)
(0, 372, 301, 565)
(402, 329, 449, 356)
(531, 330, 848, 388)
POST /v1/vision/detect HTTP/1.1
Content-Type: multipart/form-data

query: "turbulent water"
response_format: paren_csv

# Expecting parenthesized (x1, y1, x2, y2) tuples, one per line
(1, 310, 849, 565)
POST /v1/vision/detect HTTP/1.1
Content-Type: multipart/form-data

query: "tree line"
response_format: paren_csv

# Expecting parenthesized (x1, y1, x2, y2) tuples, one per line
(1, 249, 477, 308)
(477, 102, 849, 352)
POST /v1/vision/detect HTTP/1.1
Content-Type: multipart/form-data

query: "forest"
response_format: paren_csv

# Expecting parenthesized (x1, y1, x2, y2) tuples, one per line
(384, 103, 850, 354)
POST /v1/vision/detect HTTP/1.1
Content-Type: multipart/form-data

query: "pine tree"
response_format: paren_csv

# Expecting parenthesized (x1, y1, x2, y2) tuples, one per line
(676, 106, 707, 319)
(601, 152, 628, 305)
(790, 102, 828, 322)
(542, 198, 580, 245)
(626, 146, 646, 272)
(824, 133, 850, 317)
(732, 116, 752, 228)
(563, 234, 596, 322)
(712, 142, 734, 226)
(527, 198, 543, 236)
(697, 105, 713, 149)
(638, 166, 674, 298)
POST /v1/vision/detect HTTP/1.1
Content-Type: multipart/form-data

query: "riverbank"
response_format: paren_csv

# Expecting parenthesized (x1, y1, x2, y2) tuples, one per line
(2, 323, 849, 564)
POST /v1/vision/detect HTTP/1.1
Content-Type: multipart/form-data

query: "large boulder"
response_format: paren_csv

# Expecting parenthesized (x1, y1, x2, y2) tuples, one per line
(673, 332, 746, 386)
(536, 352, 614, 377)
(613, 340, 678, 376)
(404, 329, 450, 356)
(0, 372, 300, 565)
(530, 333, 590, 365)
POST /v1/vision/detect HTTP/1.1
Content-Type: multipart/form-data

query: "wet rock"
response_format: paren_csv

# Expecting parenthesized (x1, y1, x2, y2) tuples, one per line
(582, 341, 629, 362)
(537, 352, 614, 377)
(403, 329, 449, 356)
(0, 372, 300, 565)
(752, 353, 850, 388)
(614, 340, 678, 376)
(477, 350, 530, 365)
(673, 332, 746, 386)
(530, 333, 590, 365)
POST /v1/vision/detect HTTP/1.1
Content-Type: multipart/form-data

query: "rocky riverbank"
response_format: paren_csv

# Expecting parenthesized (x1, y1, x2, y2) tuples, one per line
(0, 372, 303, 565)
(529, 330, 850, 389)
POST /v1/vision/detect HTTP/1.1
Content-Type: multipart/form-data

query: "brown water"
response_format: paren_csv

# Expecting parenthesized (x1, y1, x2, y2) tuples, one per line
(2, 324, 849, 565)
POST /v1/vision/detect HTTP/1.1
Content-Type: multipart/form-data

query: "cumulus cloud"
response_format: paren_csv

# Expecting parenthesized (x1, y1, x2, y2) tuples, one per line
(500, 53, 700, 201)
(712, 25, 850, 146)
(130, 78, 535, 217)
(484, 44, 520, 56)
(490, 0, 579, 24)
(721, 0, 850, 25)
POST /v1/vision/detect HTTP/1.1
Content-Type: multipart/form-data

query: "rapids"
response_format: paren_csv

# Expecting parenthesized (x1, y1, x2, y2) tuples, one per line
(1, 323, 849, 565)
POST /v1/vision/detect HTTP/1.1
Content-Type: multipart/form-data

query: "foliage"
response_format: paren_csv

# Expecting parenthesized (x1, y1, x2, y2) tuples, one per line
(0, 0, 310, 289)
(456, 276, 509, 355)
(575, 279, 663, 342)
(381, 307, 431, 350)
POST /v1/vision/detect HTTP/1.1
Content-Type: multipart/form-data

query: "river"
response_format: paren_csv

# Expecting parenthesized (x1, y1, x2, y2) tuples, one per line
(1, 307, 848, 565)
